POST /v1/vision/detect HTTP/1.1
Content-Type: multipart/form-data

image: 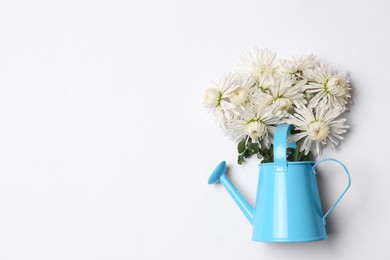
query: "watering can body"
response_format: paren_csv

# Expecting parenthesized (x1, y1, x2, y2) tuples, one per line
(208, 124, 351, 242)
(253, 161, 325, 242)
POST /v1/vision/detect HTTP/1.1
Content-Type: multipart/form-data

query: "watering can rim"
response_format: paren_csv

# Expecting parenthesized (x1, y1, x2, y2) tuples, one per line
(259, 160, 315, 166)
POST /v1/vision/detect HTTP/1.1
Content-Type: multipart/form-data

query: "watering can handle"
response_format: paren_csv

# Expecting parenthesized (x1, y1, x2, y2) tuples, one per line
(312, 158, 351, 226)
(274, 124, 295, 172)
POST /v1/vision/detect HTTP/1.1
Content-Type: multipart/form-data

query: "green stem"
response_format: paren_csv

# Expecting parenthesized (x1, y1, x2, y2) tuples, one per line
(244, 135, 250, 146)
(295, 140, 301, 161)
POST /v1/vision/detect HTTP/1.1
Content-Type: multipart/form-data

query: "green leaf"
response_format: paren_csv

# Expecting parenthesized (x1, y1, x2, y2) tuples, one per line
(299, 151, 315, 161)
(237, 138, 246, 154)
(243, 148, 253, 158)
(286, 147, 295, 161)
(238, 154, 245, 165)
(247, 142, 260, 152)
(259, 145, 274, 163)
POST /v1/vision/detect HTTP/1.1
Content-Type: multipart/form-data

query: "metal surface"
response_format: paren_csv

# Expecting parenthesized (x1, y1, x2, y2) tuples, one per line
(208, 124, 351, 242)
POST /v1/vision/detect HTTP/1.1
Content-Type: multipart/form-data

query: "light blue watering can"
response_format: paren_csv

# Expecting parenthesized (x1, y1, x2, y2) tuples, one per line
(208, 124, 351, 242)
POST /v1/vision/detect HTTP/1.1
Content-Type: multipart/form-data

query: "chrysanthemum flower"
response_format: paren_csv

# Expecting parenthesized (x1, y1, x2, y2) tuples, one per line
(256, 78, 307, 112)
(281, 54, 317, 82)
(225, 105, 285, 147)
(228, 77, 255, 107)
(203, 74, 238, 128)
(203, 48, 352, 164)
(289, 102, 349, 156)
(236, 48, 281, 86)
(304, 64, 351, 108)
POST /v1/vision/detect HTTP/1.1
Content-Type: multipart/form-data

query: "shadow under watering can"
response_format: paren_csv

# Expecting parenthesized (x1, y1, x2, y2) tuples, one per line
(208, 124, 351, 242)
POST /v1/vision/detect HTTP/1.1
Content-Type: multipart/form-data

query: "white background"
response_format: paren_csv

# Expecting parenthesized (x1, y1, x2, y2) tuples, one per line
(0, 0, 389, 259)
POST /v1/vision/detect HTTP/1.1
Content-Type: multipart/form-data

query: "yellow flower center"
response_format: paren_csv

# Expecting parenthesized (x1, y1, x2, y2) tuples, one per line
(324, 76, 347, 96)
(273, 97, 292, 111)
(254, 65, 274, 77)
(230, 87, 249, 106)
(245, 120, 267, 139)
(308, 121, 330, 141)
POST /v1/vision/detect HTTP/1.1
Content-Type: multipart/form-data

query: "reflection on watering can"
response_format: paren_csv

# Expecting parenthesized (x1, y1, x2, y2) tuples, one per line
(208, 124, 351, 242)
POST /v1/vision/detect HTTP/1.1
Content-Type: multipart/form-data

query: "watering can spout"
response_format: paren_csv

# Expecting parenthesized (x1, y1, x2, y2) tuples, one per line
(208, 161, 255, 225)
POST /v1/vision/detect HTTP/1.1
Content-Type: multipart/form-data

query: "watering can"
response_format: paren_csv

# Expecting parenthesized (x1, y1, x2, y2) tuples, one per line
(208, 124, 351, 242)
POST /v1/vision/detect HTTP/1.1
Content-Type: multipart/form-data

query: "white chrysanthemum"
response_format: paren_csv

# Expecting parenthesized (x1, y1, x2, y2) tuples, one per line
(236, 48, 280, 86)
(203, 74, 238, 128)
(229, 87, 249, 106)
(289, 102, 349, 156)
(252, 76, 275, 95)
(304, 64, 351, 108)
(228, 77, 255, 107)
(281, 54, 316, 82)
(225, 106, 285, 147)
(255, 78, 307, 112)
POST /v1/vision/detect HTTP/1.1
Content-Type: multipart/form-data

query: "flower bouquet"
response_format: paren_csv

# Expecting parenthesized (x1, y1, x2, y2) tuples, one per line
(204, 48, 351, 164)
